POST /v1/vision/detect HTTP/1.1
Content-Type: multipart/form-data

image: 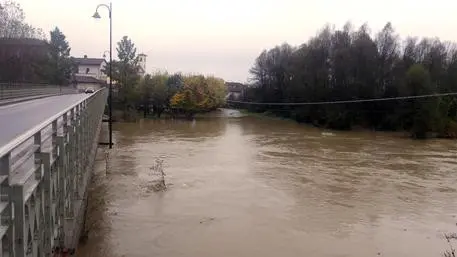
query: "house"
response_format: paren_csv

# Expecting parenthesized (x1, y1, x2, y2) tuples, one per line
(73, 55, 107, 91)
(225, 82, 245, 100)
(74, 55, 107, 80)
(71, 52, 146, 91)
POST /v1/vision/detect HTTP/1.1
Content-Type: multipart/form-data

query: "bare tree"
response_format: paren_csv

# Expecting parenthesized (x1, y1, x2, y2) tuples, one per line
(0, 1, 45, 39)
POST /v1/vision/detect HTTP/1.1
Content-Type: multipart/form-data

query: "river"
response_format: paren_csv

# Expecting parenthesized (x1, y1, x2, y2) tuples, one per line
(77, 109, 457, 257)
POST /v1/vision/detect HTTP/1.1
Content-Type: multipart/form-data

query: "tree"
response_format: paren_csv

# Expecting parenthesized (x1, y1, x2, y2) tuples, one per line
(150, 72, 169, 117)
(103, 36, 141, 111)
(0, 1, 45, 39)
(376, 22, 399, 94)
(170, 75, 226, 118)
(166, 73, 184, 102)
(206, 76, 227, 107)
(139, 74, 153, 117)
(0, 28, 73, 84)
(405, 64, 439, 138)
(0, 38, 48, 82)
(117, 36, 138, 67)
(242, 22, 457, 137)
(46, 27, 74, 85)
(0, 1, 49, 83)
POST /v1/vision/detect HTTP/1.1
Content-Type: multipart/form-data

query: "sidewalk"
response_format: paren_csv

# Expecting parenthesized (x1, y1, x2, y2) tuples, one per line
(0, 94, 56, 107)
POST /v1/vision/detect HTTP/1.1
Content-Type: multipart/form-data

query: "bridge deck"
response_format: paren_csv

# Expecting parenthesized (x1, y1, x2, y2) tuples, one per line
(0, 93, 92, 147)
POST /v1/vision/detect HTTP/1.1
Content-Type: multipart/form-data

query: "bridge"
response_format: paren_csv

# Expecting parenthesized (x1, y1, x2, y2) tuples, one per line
(0, 84, 108, 257)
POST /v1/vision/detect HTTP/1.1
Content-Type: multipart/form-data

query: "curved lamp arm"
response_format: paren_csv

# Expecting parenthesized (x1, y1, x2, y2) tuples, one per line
(93, 3, 111, 18)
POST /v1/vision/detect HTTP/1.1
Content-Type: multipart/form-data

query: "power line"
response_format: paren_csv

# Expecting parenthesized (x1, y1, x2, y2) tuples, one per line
(226, 92, 457, 106)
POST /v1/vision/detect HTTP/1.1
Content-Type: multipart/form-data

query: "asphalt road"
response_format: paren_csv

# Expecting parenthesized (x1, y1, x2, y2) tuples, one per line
(0, 94, 91, 148)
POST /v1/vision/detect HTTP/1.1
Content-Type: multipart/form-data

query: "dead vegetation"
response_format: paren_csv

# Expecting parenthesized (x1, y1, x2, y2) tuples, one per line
(444, 232, 457, 257)
(149, 159, 167, 192)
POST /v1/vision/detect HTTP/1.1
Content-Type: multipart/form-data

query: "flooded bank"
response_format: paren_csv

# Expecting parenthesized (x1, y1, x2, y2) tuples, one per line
(77, 110, 457, 257)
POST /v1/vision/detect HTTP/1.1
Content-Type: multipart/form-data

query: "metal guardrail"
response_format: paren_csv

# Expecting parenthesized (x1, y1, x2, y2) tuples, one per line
(0, 84, 77, 101)
(0, 88, 108, 256)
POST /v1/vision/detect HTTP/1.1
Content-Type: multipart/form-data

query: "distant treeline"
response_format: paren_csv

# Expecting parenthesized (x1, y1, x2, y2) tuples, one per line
(0, 1, 74, 85)
(240, 22, 457, 138)
(106, 36, 227, 120)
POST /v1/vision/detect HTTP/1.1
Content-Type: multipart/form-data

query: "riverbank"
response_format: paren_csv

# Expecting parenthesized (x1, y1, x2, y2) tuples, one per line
(237, 109, 457, 140)
(112, 107, 246, 122)
(112, 107, 457, 139)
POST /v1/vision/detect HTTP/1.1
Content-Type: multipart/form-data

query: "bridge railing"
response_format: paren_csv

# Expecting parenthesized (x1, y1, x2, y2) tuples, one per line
(0, 88, 108, 257)
(0, 83, 78, 101)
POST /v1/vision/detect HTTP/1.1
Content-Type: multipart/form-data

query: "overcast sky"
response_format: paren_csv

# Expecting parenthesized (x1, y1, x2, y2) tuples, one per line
(15, 0, 457, 82)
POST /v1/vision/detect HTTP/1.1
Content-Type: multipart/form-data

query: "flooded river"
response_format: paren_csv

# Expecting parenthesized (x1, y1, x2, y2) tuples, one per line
(77, 109, 457, 257)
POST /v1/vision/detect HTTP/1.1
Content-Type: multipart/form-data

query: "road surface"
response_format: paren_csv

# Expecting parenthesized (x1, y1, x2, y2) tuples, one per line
(0, 94, 91, 148)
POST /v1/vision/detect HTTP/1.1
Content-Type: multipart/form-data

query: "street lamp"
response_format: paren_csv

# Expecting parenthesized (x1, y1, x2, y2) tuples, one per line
(93, 2, 113, 149)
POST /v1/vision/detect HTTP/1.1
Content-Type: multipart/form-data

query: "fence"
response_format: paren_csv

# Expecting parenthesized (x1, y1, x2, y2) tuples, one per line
(0, 84, 77, 101)
(0, 88, 108, 256)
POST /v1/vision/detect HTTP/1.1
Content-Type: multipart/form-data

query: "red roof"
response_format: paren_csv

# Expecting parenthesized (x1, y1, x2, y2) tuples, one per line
(74, 57, 106, 66)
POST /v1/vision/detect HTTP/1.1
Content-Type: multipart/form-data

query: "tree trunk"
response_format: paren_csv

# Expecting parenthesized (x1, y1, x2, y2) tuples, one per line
(185, 112, 194, 120)
(143, 104, 148, 118)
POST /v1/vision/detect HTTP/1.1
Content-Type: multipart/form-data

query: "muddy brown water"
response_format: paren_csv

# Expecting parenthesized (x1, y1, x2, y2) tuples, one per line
(77, 109, 457, 257)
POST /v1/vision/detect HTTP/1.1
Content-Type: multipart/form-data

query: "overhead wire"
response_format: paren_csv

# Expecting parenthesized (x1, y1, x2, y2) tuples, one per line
(226, 92, 457, 106)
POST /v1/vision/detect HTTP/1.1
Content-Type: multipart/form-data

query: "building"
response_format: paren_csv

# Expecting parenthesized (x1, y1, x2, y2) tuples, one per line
(225, 82, 245, 100)
(74, 55, 107, 80)
(73, 55, 107, 91)
(71, 52, 146, 91)
(137, 53, 147, 77)
(73, 75, 107, 91)
(0, 38, 49, 83)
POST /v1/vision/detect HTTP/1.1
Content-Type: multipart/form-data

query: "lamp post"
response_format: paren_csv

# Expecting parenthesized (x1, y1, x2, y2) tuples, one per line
(93, 2, 113, 149)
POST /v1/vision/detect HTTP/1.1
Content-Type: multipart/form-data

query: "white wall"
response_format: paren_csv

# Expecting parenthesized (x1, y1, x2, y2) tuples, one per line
(77, 62, 107, 80)
(138, 54, 146, 77)
(225, 92, 241, 100)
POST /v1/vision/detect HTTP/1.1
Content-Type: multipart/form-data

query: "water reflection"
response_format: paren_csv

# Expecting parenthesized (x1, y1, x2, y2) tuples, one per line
(116, 117, 228, 142)
(78, 112, 457, 257)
